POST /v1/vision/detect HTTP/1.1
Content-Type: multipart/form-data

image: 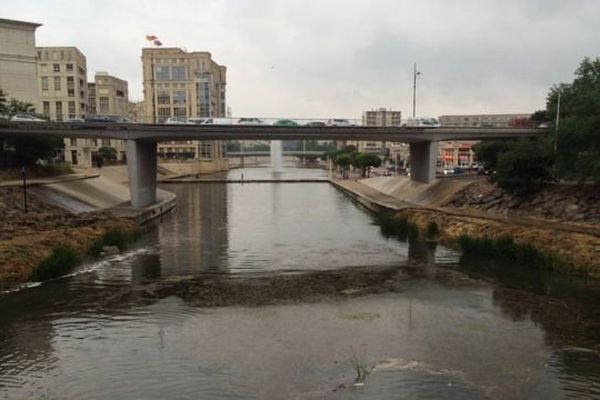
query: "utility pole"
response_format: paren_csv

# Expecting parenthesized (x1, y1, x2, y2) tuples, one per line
(412, 63, 421, 118)
(553, 89, 562, 179)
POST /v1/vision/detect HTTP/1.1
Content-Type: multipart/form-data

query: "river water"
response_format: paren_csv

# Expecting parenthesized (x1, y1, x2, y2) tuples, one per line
(1, 167, 600, 399)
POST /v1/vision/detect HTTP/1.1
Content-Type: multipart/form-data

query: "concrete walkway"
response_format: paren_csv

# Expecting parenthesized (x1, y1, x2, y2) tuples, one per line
(332, 178, 600, 237)
(0, 173, 99, 187)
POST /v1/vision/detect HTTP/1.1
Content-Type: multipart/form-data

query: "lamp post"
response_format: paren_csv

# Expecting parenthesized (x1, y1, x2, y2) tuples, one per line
(553, 88, 562, 179)
(412, 63, 421, 118)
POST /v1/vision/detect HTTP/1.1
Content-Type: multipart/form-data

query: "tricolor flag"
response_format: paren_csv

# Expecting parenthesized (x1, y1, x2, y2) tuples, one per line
(153, 40, 163, 47)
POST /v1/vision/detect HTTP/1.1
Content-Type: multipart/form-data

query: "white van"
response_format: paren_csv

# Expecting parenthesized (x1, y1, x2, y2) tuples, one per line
(202, 118, 233, 125)
(164, 116, 188, 124)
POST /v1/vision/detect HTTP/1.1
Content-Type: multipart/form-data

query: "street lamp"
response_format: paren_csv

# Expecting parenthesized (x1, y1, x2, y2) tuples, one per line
(553, 88, 562, 178)
(412, 63, 421, 118)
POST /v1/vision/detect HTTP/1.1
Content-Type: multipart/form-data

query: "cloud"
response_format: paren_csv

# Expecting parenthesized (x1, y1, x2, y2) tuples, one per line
(2, 0, 599, 118)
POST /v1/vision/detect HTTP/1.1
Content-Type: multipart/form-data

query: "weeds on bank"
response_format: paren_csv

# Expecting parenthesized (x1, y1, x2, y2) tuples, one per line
(458, 234, 557, 269)
(30, 247, 79, 282)
(350, 351, 373, 386)
(373, 213, 419, 242)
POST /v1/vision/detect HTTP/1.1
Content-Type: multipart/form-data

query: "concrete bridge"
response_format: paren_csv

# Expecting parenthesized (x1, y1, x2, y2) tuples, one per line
(0, 121, 547, 208)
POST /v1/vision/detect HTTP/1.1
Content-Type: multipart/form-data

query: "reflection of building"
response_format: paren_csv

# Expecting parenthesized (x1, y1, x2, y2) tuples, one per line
(65, 72, 130, 166)
(437, 113, 531, 169)
(0, 18, 41, 108)
(355, 108, 402, 155)
(141, 47, 228, 173)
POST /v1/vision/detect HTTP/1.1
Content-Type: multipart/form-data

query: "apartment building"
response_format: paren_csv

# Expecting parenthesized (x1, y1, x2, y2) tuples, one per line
(346, 108, 402, 155)
(141, 47, 228, 173)
(0, 18, 41, 108)
(37, 47, 88, 121)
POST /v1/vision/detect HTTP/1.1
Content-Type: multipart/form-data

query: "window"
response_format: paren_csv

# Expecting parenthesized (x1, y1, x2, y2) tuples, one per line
(116, 90, 125, 98)
(54, 77, 61, 91)
(56, 102, 63, 122)
(157, 92, 170, 105)
(43, 101, 50, 117)
(157, 107, 171, 123)
(99, 97, 109, 113)
(173, 107, 186, 117)
(66, 64, 73, 72)
(156, 66, 170, 81)
(67, 77, 74, 97)
(53, 64, 60, 72)
(70, 138, 77, 146)
(41, 76, 49, 91)
(172, 66, 186, 81)
(172, 91, 186, 105)
(199, 141, 212, 159)
(68, 101, 76, 115)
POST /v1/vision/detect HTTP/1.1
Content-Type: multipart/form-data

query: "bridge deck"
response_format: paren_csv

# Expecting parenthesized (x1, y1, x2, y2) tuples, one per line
(0, 122, 547, 142)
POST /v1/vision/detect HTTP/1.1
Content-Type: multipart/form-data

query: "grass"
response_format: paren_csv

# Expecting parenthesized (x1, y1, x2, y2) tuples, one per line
(373, 212, 420, 242)
(457, 234, 557, 269)
(350, 351, 373, 386)
(30, 247, 79, 282)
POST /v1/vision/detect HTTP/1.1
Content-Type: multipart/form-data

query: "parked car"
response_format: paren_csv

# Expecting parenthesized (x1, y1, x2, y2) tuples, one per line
(237, 117, 266, 125)
(326, 119, 352, 127)
(187, 117, 208, 125)
(10, 113, 45, 122)
(274, 119, 299, 126)
(198, 117, 233, 125)
(66, 118, 85, 123)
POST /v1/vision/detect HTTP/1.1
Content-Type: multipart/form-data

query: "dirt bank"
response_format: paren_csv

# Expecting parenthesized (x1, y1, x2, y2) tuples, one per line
(397, 207, 600, 277)
(0, 187, 137, 291)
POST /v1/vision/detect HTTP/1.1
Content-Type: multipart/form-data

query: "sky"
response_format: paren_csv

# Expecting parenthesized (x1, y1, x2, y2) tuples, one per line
(3, 0, 599, 119)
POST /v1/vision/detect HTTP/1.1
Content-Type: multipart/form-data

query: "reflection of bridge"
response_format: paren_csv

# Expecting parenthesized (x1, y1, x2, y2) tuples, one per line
(0, 121, 547, 207)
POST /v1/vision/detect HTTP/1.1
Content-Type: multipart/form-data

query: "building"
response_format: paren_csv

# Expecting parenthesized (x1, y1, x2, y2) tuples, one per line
(141, 47, 228, 173)
(0, 18, 42, 108)
(438, 113, 531, 128)
(128, 100, 145, 123)
(347, 108, 402, 155)
(66, 72, 131, 164)
(436, 113, 533, 169)
(37, 46, 88, 122)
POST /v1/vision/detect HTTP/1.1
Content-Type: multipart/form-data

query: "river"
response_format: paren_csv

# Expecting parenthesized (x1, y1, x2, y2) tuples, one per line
(1, 167, 599, 399)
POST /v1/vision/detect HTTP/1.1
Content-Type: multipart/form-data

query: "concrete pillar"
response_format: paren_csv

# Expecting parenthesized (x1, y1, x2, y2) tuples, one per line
(126, 139, 157, 208)
(409, 141, 438, 183)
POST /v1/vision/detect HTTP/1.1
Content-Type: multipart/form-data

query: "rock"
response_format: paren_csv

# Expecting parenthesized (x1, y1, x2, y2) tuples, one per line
(101, 245, 120, 255)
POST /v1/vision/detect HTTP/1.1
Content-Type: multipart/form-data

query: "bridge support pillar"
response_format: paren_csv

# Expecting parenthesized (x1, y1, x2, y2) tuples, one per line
(126, 139, 157, 208)
(409, 141, 438, 183)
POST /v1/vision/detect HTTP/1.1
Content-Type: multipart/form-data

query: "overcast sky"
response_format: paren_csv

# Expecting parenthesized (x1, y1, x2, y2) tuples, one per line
(3, 0, 599, 119)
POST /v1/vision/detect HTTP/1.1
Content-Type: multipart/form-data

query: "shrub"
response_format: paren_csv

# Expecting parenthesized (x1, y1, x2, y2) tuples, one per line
(423, 221, 440, 240)
(88, 229, 134, 256)
(31, 247, 79, 282)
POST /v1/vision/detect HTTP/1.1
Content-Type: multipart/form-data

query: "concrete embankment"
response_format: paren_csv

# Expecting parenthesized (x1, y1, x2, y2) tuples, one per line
(332, 176, 600, 277)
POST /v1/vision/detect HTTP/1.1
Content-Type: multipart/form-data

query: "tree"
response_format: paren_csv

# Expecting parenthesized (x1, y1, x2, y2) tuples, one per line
(0, 88, 8, 116)
(472, 140, 511, 170)
(7, 98, 36, 115)
(98, 146, 117, 161)
(352, 152, 382, 178)
(492, 138, 553, 195)
(334, 153, 352, 178)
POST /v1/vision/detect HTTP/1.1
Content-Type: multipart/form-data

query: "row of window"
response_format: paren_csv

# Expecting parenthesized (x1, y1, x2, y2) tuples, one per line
(42, 101, 86, 122)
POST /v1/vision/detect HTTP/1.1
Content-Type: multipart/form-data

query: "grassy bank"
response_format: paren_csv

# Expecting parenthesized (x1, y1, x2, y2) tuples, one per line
(373, 209, 600, 277)
(0, 221, 139, 291)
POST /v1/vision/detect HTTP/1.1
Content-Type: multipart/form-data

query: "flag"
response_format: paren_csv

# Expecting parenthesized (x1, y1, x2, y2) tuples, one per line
(154, 40, 163, 46)
(145, 35, 157, 41)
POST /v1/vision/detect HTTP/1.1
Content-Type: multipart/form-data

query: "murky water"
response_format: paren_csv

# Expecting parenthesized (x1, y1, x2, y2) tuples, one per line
(1, 167, 600, 399)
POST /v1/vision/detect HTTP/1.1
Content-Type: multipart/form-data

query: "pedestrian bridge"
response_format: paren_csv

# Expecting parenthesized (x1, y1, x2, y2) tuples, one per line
(0, 121, 547, 208)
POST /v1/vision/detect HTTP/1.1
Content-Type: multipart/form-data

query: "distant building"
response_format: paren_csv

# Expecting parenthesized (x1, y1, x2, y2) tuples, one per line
(436, 113, 532, 169)
(141, 47, 228, 173)
(0, 18, 42, 108)
(37, 47, 88, 122)
(438, 113, 531, 128)
(345, 108, 402, 156)
(128, 100, 145, 123)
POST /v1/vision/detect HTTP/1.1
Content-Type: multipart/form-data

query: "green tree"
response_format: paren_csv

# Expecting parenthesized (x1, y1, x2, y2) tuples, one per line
(334, 153, 352, 178)
(472, 140, 511, 170)
(352, 152, 382, 177)
(98, 146, 117, 161)
(0, 88, 8, 116)
(492, 138, 553, 195)
(7, 98, 36, 115)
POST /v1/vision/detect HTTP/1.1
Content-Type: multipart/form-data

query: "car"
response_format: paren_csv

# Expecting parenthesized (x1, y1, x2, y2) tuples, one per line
(85, 115, 131, 123)
(536, 122, 550, 129)
(304, 121, 326, 127)
(237, 117, 266, 125)
(198, 117, 233, 125)
(187, 117, 208, 125)
(10, 113, 45, 122)
(274, 119, 299, 127)
(164, 116, 188, 124)
(66, 118, 85, 123)
(326, 119, 352, 127)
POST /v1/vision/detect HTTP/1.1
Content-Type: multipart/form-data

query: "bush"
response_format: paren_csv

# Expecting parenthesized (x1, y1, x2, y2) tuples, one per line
(31, 247, 79, 282)
(423, 221, 440, 240)
(88, 229, 134, 256)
